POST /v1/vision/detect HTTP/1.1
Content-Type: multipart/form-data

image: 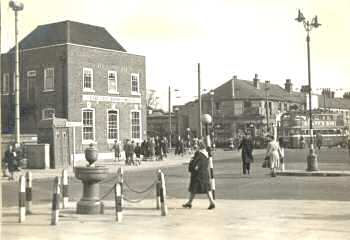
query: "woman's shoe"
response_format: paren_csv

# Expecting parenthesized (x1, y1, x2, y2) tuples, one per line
(182, 203, 192, 209)
(208, 204, 215, 210)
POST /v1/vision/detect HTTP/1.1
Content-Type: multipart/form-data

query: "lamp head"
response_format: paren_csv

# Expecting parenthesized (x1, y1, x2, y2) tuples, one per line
(295, 9, 305, 22)
(9, 1, 24, 11)
(311, 16, 321, 28)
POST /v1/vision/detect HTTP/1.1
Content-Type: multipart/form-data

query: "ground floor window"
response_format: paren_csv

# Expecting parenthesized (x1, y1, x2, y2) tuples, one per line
(131, 111, 141, 139)
(82, 108, 95, 142)
(42, 108, 55, 120)
(108, 110, 119, 141)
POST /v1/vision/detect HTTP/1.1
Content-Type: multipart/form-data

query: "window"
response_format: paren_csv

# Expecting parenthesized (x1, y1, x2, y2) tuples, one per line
(2, 73, 9, 94)
(27, 71, 36, 100)
(131, 111, 141, 139)
(83, 68, 93, 91)
(42, 108, 55, 120)
(44, 68, 54, 91)
(131, 73, 140, 94)
(278, 102, 282, 111)
(108, 71, 118, 93)
(82, 108, 95, 143)
(107, 110, 119, 142)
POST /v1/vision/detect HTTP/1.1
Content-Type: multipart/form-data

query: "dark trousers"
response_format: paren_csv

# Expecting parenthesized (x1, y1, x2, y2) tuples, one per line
(242, 162, 251, 174)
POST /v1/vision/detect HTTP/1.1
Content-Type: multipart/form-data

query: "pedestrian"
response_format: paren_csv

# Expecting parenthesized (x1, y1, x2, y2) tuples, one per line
(300, 136, 305, 149)
(182, 139, 215, 210)
(316, 133, 323, 150)
(4, 145, 17, 180)
(134, 142, 141, 165)
(265, 135, 282, 177)
(141, 139, 147, 159)
(278, 137, 285, 172)
(111, 140, 121, 162)
(237, 132, 254, 175)
(150, 137, 155, 160)
(162, 136, 168, 158)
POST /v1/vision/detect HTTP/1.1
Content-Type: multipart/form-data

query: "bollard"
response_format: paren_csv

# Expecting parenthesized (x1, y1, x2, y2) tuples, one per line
(25, 171, 33, 214)
(61, 169, 69, 209)
(51, 177, 61, 225)
(18, 175, 26, 223)
(208, 149, 216, 200)
(115, 183, 123, 223)
(117, 168, 124, 208)
(158, 170, 168, 216)
(155, 180, 161, 210)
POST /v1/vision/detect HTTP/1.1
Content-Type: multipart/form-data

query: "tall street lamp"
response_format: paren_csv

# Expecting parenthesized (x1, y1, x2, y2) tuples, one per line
(9, 0, 24, 145)
(168, 86, 179, 150)
(264, 81, 270, 133)
(295, 9, 321, 171)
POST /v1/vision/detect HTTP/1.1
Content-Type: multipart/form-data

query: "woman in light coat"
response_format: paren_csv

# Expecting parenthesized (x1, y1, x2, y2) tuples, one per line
(265, 135, 282, 177)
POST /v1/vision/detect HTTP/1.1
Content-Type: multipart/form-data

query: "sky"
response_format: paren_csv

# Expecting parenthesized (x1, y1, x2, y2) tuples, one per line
(1, 0, 350, 110)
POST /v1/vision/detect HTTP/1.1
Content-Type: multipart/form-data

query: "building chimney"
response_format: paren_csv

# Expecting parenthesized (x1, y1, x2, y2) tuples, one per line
(331, 91, 335, 99)
(253, 73, 260, 89)
(285, 79, 293, 93)
(231, 75, 237, 97)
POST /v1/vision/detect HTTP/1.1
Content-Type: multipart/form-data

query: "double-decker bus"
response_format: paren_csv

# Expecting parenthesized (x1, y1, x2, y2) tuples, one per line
(279, 111, 348, 148)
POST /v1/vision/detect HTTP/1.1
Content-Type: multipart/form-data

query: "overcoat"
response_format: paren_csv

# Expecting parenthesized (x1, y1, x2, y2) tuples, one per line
(188, 150, 211, 194)
(4, 150, 16, 172)
(238, 138, 254, 163)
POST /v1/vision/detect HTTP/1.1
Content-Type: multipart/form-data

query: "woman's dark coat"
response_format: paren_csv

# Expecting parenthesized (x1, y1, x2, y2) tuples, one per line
(5, 149, 16, 172)
(188, 150, 210, 194)
(238, 138, 254, 163)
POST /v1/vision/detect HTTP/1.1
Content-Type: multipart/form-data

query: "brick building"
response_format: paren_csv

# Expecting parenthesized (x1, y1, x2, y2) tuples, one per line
(1, 21, 146, 160)
(177, 74, 306, 143)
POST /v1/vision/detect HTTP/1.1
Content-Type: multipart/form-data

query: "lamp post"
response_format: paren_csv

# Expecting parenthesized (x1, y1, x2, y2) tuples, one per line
(9, 0, 24, 145)
(168, 86, 179, 150)
(295, 9, 321, 171)
(264, 81, 270, 133)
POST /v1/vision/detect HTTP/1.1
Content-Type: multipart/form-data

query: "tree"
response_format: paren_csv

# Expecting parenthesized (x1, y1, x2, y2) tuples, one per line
(146, 89, 160, 109)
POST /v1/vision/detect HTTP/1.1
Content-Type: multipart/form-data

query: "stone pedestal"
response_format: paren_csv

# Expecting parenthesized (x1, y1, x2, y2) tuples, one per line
(75, 166, 108, 214)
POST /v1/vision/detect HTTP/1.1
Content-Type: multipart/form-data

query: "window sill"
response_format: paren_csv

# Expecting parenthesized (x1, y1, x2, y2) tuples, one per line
(107, 139, 119, 144)
(83, 89, 95, 93)
(108, 91, 119, 95)
(131, 92, 141, 96)
(82, 140, 96, 145)
(42, 89, 55, 93)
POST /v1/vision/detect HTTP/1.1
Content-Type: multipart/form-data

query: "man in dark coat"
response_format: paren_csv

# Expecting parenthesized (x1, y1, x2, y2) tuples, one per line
(4, 145, 17, 180)
(238, 133, 254, 175)
(183, 140, 215, 210)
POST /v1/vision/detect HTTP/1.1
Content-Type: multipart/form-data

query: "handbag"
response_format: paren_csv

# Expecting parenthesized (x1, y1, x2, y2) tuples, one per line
(262, 156, 270, 168)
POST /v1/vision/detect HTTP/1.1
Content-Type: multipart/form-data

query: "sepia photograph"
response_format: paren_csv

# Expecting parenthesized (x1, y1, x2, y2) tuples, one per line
(1, 0, 350, 239)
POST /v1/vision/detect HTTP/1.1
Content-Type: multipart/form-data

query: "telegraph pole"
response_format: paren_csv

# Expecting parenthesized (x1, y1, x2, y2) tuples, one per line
(168, 86, 172, 149)
(198, 63, 202, 138)
(9, 1, 24, 145)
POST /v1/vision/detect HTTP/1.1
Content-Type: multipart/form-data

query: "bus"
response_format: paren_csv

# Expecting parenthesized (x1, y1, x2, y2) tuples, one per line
(279, 111, 348, 148)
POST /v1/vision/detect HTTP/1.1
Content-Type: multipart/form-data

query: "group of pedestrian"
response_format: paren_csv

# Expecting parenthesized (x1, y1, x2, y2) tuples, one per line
(236, 132, 285, 177)
(111, 136, 169, 165)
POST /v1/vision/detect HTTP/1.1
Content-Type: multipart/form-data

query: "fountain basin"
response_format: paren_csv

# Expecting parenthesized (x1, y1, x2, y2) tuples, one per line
(75, 165, 109, 214)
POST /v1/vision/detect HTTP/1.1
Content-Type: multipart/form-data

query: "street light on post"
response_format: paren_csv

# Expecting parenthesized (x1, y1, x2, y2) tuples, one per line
(264, 81, 270, 134)
(209, 90, 215, 147)
(295, 9, 321, 171)
(9, 0, 24, 145)
(168, 86, 179, 151)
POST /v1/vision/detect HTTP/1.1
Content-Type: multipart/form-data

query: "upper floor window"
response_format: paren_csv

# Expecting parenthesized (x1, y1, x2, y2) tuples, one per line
(83, 68, 94, 91)
(2, 73, 10, 95)
(82, 108, 95, 143)
(131, 73, 140, 94)
(42, 108, 55, 120)
(108, 71, 118, 93)
(44, 68, 54, 91)
(131, 111, 141, 140)
(27, 71, 37, 100)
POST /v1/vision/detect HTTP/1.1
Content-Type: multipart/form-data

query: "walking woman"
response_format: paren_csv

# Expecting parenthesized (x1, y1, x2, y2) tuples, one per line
(182, 140, 215, 210)
(237, 133, 254, 175)
(4, 145, 17, 180)
(278, 137, 285, 171)
(265, 135, 282, 177)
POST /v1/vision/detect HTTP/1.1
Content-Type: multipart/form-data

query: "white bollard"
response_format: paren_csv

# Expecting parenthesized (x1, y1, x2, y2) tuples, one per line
(208, 152, 216, 200)
(61, 169, 69, 209)
(25, 171, 33, 214)
(158, 170, 168, 216)
(115, 183, 123, 223)
(18, 175, 26, 223)
(51, 177, 61, 225)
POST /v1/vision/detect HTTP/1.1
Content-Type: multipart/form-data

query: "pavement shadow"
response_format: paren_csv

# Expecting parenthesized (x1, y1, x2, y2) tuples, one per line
(284, 213, 350, 221)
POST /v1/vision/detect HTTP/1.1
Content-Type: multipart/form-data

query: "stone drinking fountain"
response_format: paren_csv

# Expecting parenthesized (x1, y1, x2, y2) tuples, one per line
(75, 144, 109, 214)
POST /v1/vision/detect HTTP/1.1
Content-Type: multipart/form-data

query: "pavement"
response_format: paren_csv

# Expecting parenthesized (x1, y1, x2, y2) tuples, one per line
(3, 148, 350, 240)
